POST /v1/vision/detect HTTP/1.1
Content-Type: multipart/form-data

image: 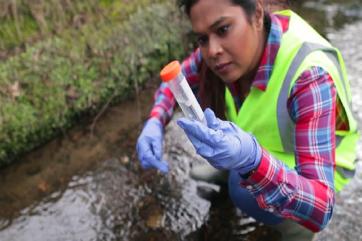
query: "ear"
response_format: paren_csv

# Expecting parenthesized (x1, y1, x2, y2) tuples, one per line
(254, 0, 265, 31)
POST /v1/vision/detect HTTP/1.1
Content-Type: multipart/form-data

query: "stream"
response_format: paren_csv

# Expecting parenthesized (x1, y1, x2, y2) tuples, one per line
(0, 1, 361, 240)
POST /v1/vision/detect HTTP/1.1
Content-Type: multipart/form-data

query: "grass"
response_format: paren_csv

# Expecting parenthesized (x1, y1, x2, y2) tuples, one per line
(0, 1, 192, 166)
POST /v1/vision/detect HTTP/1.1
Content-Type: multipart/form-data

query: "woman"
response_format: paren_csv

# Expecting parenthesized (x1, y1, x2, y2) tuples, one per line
(136, 0, 359, 240)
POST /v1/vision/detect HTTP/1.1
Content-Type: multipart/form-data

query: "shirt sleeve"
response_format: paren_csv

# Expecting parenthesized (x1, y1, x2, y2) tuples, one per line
(150, 48, 202, 126)
(239, 66, 336, 232)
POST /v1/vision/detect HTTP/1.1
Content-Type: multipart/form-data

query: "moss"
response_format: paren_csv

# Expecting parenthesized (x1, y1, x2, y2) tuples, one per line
(0, 2, 192, 166)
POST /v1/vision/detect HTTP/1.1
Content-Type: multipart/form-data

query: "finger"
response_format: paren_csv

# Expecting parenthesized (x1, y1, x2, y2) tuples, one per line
(138, 142, 169, 173)
(140, 159, 152, 169)
(151, 139, 162, 160)
(186, 132, 206, 153)
(178, 125, 218, 161)
(204, 108, 220, 130)
(153, 159, 169, 173)
(143, 150, 169, 173)
(177, 118, 224, 146)
(140, 156, 168, 172)
(136, 139, 150, 162)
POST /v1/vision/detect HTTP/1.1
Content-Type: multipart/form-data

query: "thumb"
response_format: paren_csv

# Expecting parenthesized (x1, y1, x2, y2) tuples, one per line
(204, 108, 219, 130)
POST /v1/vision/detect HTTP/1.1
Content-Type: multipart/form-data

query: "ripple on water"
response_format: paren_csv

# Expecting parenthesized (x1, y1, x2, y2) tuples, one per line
(0, 146, 213, 241)
(1, 4, 362, 241)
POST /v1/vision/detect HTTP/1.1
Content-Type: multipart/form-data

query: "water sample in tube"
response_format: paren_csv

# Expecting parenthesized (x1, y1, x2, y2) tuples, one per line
(160, 61, 206, 124)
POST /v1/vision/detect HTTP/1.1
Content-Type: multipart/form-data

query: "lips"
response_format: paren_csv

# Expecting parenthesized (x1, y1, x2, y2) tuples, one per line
(215, 62, 232, 74)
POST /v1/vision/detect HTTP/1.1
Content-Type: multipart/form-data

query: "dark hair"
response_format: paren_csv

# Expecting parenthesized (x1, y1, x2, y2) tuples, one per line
(178, 0, 257, 18)
(178, 0, 264, 120)
(179, 0, 291, 14)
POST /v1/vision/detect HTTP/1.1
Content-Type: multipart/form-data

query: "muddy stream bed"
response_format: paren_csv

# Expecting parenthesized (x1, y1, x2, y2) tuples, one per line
(1, 1, 362, 240)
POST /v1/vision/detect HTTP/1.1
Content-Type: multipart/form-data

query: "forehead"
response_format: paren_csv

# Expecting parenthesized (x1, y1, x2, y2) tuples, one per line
(189, 0, 246, 33)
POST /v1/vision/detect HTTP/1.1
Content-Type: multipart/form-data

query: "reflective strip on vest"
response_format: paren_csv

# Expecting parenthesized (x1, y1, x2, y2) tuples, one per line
(224, 10, 359, 191)
(277, 42, 349, 152)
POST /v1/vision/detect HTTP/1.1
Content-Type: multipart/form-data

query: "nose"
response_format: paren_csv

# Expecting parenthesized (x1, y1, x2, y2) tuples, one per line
(207, 36, 223, 58)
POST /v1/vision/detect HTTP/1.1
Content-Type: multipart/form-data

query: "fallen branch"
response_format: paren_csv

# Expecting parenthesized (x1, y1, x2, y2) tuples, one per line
(90, 91, 116, 136)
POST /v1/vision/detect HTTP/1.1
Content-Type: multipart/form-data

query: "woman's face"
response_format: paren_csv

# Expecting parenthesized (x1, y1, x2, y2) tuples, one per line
(190, 0, 265, 83)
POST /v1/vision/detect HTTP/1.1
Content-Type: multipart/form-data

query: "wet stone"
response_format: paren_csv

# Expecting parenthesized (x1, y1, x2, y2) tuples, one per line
(0, 113, 274, 241)
(1, 2, 362, 240)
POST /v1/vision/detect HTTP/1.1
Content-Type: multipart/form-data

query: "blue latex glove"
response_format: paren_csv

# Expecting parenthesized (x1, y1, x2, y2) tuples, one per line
(136, 117, 169, 173)
(177, 108, 262, 175)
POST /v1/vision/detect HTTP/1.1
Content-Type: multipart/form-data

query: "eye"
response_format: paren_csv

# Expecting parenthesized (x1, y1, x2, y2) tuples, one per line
(197, 35, 208, 46)
(217, 24, 230, 36)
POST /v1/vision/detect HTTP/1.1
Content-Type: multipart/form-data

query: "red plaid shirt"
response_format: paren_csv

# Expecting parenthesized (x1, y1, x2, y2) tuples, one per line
(150, 13, 349, 232)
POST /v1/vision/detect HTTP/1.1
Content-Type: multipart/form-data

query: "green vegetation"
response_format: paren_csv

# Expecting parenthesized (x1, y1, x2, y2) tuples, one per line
(0, 1, 192, 166)
(0, 0, 165, 51)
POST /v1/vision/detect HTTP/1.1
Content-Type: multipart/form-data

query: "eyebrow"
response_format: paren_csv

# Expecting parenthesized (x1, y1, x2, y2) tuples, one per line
(210, 16, 228, 29)
(193, 16, 229, 35)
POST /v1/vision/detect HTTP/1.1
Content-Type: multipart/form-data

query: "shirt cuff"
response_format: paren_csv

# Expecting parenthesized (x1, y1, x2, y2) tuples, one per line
(239, 148, 282, 209)
(150, 107, 171, 127)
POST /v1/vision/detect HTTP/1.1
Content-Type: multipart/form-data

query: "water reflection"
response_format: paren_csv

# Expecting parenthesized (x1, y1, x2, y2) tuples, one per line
(0, 147, 213, 240)
(296, 0, 362, 36)
(0, 1, 362, 241)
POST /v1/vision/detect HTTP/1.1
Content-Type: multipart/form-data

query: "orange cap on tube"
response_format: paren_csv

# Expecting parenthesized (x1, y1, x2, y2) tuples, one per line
(160, 60, 182, 82)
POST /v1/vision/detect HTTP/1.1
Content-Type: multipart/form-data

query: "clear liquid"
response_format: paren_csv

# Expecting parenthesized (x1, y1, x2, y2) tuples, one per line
(178, 101, 205, 124)
(169, 74, 206, 124)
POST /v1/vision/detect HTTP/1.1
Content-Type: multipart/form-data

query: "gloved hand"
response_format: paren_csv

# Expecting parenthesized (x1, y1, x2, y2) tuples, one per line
(177, 108, 262, 175)
(136, 117, 169, 173)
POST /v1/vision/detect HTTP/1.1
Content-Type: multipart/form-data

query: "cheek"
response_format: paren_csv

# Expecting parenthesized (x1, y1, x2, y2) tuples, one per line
(231, 32, 257, 70)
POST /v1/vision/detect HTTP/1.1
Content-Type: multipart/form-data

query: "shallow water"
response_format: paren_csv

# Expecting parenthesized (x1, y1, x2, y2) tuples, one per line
(0, 1, 362, 241)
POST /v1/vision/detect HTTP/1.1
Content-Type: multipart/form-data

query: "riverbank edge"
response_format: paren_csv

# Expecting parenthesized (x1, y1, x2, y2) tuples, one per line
(0, 2, 192, 167)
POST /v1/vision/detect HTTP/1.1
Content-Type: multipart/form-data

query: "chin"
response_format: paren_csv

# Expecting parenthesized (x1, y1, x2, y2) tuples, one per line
(219, 73, 240, 84)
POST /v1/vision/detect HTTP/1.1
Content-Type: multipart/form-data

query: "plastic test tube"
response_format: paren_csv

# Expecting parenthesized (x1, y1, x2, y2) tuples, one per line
(160, 60, 206, 124)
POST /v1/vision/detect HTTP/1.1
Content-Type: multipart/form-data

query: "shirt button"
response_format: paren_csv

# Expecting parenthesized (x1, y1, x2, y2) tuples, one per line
(246, 185, 253, 190)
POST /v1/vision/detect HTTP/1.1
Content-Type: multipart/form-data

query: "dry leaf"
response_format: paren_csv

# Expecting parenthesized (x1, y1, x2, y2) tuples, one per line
(37, 180, 50, 192)
(8, 81, 21, 98)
